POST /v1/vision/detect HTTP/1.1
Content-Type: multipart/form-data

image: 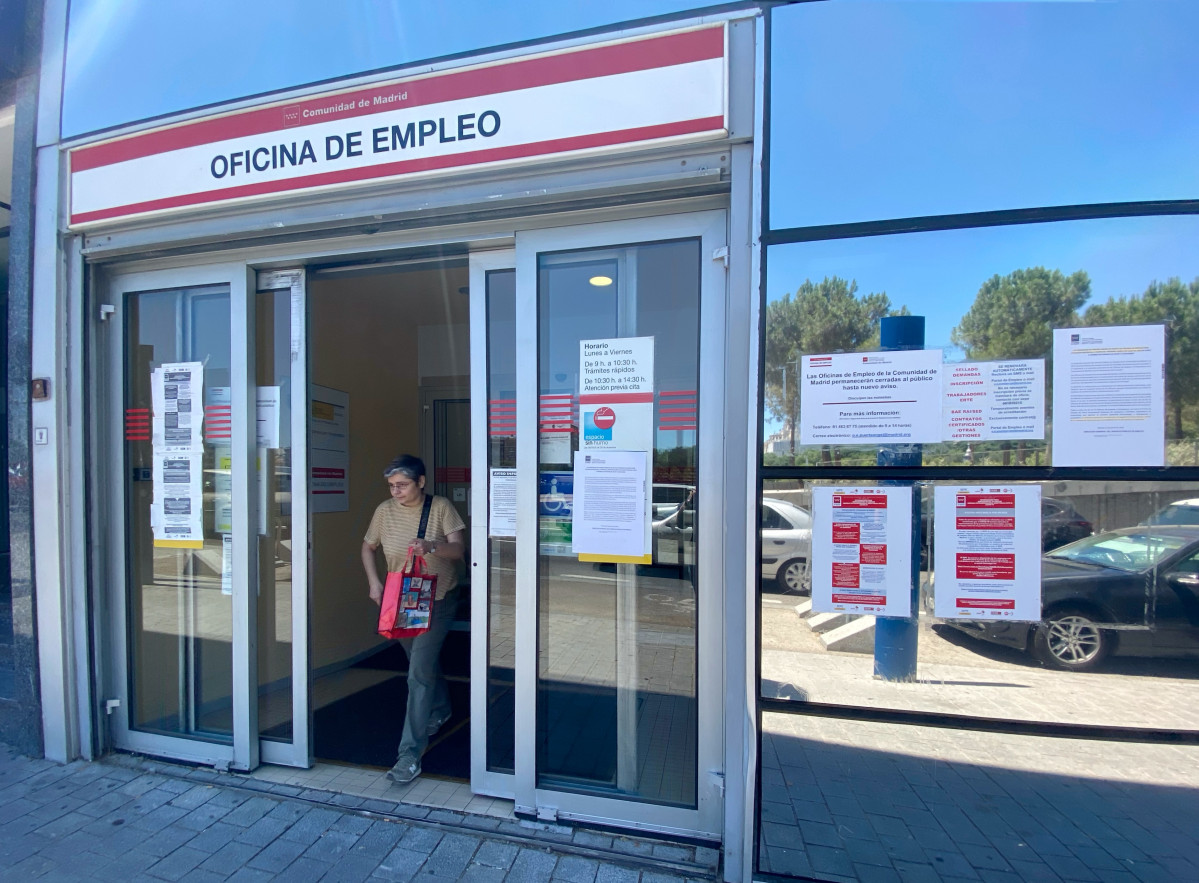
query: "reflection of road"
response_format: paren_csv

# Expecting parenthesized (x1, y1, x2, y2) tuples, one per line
(490, 561, 696, 696)
(761, 599, 1199, 730)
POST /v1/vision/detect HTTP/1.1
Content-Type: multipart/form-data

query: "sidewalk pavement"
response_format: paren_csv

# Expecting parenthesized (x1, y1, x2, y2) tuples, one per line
(0, 744, 719, 883)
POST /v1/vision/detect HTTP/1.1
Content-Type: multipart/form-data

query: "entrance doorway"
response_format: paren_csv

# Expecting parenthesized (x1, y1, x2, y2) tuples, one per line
(97, 206, 728, 840)
(306, 257, 473, 780)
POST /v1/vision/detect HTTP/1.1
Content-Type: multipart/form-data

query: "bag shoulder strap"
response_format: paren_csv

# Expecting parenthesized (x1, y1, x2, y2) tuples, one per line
(417, 493, 433, 539)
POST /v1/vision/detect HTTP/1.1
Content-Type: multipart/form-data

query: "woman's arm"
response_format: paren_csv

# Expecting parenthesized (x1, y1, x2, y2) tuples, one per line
(411, 528, 465, 561)
(362, 540, 384, 605)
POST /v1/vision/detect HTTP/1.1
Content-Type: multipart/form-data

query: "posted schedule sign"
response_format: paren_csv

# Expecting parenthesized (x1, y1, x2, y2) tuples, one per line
(933, 485, 1041, 621)
(812, 486, 913, 617)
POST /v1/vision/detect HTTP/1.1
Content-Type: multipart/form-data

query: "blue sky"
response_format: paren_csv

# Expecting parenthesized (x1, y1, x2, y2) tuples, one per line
(765, 1, 1199, 361)
(60, 0, 714, 137)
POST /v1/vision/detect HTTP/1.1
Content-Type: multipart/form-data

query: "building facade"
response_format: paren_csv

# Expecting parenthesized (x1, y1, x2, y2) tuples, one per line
(10, 2, 1199, 881)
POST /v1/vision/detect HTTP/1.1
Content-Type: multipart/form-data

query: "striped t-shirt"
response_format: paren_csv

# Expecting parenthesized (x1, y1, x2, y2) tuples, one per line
(364, 494, 465, 599)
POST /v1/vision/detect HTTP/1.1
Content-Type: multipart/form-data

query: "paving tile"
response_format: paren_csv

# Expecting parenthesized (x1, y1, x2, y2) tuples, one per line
(552, 854, 599, 882)
(324, 854, 384, 883)
(185, 820, 241, 853)
(235, 814, 291, 846)
(279, 856, 335, 883)
(374, 846, 431, 881)
(304, 829, 361, 863)
(594, 865, 641, 883)
(247, 835, 310, 872)
(508, 847, 559, 882)
(348, 819, 407, 861)
(422, 831, 482, 878)
(145, 845, 210, 881)
(458, 864, 507, 882)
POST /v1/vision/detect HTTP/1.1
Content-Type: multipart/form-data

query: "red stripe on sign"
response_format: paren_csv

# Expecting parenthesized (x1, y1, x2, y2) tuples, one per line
(660, 389, 696, 396)
(70, 28, 723, 173)
(658, 424, 695, 431)
(659, 406, 697, 414)
(578, 392, 655, 404)
(70, 117, 726, 224)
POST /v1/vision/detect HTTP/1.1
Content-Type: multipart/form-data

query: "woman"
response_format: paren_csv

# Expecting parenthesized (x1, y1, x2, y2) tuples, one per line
(362, 454, 466, 784)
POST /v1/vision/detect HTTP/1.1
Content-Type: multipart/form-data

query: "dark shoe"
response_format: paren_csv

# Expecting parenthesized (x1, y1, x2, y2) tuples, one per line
(387, 754, 421, 785)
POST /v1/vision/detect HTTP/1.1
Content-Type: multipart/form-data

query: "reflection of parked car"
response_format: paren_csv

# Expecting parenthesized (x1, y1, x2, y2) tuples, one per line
(920, 494, 1092, 566)
(652, 483, 695, 520)
(1142, 498, 1199, 526)
(759, 499, 812, 594)
(947, 527, 1199, 672)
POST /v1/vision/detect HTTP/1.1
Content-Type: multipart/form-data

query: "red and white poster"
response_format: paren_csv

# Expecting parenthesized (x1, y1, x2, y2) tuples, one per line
(933, 485, 1041, 621)
(812, 486, 913, 616)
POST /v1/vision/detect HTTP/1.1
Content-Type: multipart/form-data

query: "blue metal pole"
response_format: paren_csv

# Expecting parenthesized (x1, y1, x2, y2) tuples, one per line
(874, 316, 924, 682)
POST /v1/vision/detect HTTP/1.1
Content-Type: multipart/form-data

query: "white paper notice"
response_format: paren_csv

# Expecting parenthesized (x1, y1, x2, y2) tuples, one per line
(1052, 325, 1165, 467)
(942, 360, 1045, 441)
(802, 349, 942, 445)
(571, 450, 649, 558)
(221, 534, 233, 596)
(933, 486, 1042, 621)
(489, 468, 517, 537)
(213, 445, 232, 534)
(152, 451, 204, 546)
(152, 361, 204, 452)
(812, 486, 913, 617)
(579, 336, 655, 451)
(256, 386, 282, 449)
(309, 385, 350, 513)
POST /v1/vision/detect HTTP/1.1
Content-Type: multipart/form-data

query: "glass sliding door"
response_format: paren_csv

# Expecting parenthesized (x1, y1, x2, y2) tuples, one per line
(254, 270, 310, 768)
(470, 251, 518, 796)
(512, 212, 727, 837)
(102, 263, 310, 771)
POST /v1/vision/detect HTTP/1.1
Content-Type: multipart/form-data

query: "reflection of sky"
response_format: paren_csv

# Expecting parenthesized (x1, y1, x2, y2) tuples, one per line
(767, 216, 1199, 358)
(61, 0, 717, 137)
(769, 1, 1199, 227)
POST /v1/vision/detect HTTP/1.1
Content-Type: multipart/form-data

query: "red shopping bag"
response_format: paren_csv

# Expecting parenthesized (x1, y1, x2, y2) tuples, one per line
(377, 548, 438, 640)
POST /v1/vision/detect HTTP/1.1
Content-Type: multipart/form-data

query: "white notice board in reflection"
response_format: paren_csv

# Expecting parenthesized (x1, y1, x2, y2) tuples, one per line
(310, 385, 350, 513)
(1052, 325, 1165, 466)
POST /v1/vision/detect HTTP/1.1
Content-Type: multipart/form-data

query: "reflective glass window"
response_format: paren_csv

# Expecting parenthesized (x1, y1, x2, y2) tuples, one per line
(763, 215, 1199, 468)
(769, 0, 1199, 228)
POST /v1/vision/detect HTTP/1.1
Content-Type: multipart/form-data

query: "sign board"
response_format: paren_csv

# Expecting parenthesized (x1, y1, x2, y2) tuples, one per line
(933, 485, 1042, 621)
(811, 486, 913, 617)
(310, 385, 350, 513)
(801, 350, 942, 445)
(942, 359, 1044, 442)
(68, 26, 727, 227)
(1052, 325, 1165, 467)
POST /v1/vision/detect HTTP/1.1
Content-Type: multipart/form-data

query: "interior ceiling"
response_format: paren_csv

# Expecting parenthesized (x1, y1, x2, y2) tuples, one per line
(309, 265, 470, 325)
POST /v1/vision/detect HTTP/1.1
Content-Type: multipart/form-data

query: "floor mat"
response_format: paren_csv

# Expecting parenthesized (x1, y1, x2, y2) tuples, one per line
(305, 675, 471, 778)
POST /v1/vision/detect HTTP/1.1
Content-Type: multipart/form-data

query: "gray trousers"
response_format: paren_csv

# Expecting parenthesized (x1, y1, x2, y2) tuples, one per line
(396, 585, 458, 760)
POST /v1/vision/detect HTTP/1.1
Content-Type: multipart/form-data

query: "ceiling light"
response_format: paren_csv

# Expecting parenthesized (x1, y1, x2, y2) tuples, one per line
(589, 275, 613, 287)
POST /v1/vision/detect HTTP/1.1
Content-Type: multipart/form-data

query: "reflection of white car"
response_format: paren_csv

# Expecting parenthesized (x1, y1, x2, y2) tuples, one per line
(651, 495, 812, 593)
(760, 498, 812, 594)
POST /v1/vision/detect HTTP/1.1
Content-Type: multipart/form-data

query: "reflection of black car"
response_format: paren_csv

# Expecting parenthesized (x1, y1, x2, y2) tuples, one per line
(948, 527, 1199, 671)
(920, 494, 1092, 566)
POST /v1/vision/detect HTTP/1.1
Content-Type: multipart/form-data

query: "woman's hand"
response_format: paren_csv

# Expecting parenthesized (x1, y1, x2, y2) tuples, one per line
(368, 577, 384, 606)
(410, 537, 437, 557)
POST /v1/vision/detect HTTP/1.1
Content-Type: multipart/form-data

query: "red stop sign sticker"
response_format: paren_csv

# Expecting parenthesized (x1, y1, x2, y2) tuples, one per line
(593, 406, 616, 429)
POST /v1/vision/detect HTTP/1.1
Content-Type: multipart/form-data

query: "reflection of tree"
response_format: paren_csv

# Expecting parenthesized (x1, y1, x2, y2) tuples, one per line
(952, 267, 1090, 359)
(765, 277, 900, 455)
(1084, 277, 1199, 438)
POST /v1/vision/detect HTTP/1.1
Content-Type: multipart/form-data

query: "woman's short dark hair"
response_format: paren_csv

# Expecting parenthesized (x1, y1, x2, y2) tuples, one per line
(383, 454, 426, 480)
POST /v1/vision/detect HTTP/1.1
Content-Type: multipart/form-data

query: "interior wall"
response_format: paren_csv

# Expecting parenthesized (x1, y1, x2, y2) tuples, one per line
(308, 264, 468, 673)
